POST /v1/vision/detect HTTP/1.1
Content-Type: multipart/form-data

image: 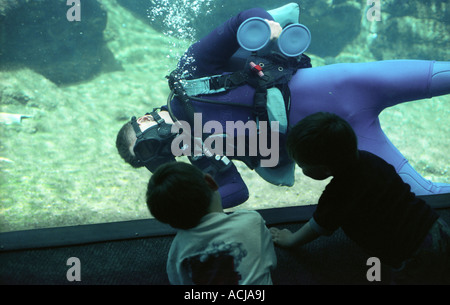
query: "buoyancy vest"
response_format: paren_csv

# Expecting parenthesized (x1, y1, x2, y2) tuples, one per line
(165, 52, 311, 184)
(167, 52, 312, 130)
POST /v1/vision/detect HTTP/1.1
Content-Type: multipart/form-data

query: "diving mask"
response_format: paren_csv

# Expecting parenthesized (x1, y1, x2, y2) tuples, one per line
(236, 17, 311, 57)
(131, 110, 177, 172)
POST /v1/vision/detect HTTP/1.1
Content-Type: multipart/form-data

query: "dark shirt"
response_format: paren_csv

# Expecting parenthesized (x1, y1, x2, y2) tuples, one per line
(313, 150, 438, 267)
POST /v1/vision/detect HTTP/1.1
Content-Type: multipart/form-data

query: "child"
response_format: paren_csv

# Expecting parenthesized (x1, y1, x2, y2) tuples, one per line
(270, 112, 450, 284)
(146, 162, 277, 285)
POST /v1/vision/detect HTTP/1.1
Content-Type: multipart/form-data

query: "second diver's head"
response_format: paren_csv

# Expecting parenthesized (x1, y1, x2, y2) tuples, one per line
(116, 109, 177, 172)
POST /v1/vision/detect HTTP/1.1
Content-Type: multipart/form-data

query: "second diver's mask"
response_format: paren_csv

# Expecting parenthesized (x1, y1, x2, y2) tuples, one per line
(131, 109, 176, 172)
(236, 17, 311, 58)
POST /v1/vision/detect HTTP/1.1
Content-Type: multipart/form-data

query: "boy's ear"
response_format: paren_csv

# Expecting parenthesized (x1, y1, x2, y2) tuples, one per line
(204, 174, 219, 191)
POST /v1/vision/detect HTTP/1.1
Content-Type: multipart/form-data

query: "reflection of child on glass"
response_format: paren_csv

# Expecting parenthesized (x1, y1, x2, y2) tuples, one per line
(116, 4, 450, 209)
(270, 112, 450, 284)
(147, 162, 276, 285)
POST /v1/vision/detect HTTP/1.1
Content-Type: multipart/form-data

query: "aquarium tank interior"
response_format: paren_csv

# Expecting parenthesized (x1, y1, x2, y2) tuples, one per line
(0, 0, 449, 233)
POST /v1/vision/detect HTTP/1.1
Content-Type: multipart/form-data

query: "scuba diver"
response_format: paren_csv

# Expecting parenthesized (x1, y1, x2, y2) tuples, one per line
(116, 4, 450, 208)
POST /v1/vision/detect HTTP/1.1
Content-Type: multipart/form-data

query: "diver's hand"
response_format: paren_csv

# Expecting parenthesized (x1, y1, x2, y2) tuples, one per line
(265, 19, 282, 40)
(270, 227, 296, 248)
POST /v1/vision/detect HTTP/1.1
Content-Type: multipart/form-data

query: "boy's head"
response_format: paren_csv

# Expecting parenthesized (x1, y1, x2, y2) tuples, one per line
(146, 162, 218, 229)
(286, 112, 358, 179)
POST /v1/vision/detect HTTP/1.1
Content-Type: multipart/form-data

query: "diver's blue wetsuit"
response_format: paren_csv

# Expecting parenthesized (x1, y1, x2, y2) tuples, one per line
(167, 8, 450, 208)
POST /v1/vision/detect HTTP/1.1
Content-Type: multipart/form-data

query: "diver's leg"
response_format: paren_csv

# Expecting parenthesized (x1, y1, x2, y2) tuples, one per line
(375, 60, 450, 194)
(376, 60, 450, 194)
(430, 61, 450, 97)
(268, 3, 299, 27)
(357, 118, 450, 195)
(397, 161, 450, 195)
(375, 60, 450, 109)
(345, 60, 450, 194)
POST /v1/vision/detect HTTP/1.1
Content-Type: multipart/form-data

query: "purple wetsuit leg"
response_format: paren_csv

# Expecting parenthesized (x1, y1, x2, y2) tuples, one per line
(430, 61, 450, 97)
(357, 118, 450, 195)
(288, 60, 449, 195)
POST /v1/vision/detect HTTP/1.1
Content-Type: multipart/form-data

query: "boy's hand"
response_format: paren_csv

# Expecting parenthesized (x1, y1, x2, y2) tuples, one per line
(270, 227, 296, 248)
(271, 221, 320, 248)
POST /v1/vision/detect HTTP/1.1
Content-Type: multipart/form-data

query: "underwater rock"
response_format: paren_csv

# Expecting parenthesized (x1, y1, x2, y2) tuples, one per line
(298, 0, 361, 57)
(0, 0, 121, 85)
(0, 86, 30, 106)
(368, 0, 450, 60)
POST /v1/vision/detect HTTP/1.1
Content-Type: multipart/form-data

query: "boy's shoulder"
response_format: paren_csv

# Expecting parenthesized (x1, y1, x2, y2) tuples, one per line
(188, 210, 263, 231)
(229, 209, 263, 218)
(359, 150, 391, 166)
(173, 210, 265, 242)
(358, 150, 400, 178)
(347, 150, 397, 177)
(225, 210, 266, 226)
(323, 150, 400, 198)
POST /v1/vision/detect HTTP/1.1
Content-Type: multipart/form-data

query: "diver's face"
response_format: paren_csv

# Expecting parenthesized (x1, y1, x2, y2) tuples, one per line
(130, 110, 175, 158)
(296, 161, 332, 180)
(136, 114, 157, 132)
(129, 115, 156, 154)
(130, 111, 177, 171)
(136, 110, 174, 133)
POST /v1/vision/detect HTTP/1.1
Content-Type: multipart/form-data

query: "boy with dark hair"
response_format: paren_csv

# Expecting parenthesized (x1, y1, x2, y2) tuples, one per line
(147, 162, 277, 285)
(270, 112, 450, 284)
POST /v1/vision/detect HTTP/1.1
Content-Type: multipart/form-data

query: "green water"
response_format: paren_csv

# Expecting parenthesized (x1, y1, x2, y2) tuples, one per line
(0, 1, 449, 232)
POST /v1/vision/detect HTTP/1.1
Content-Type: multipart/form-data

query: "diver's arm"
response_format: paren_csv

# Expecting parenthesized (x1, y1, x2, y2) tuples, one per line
(178, 8, 273, 77)
(188, 156, 249, 208)
(216, 172, 250, 209)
